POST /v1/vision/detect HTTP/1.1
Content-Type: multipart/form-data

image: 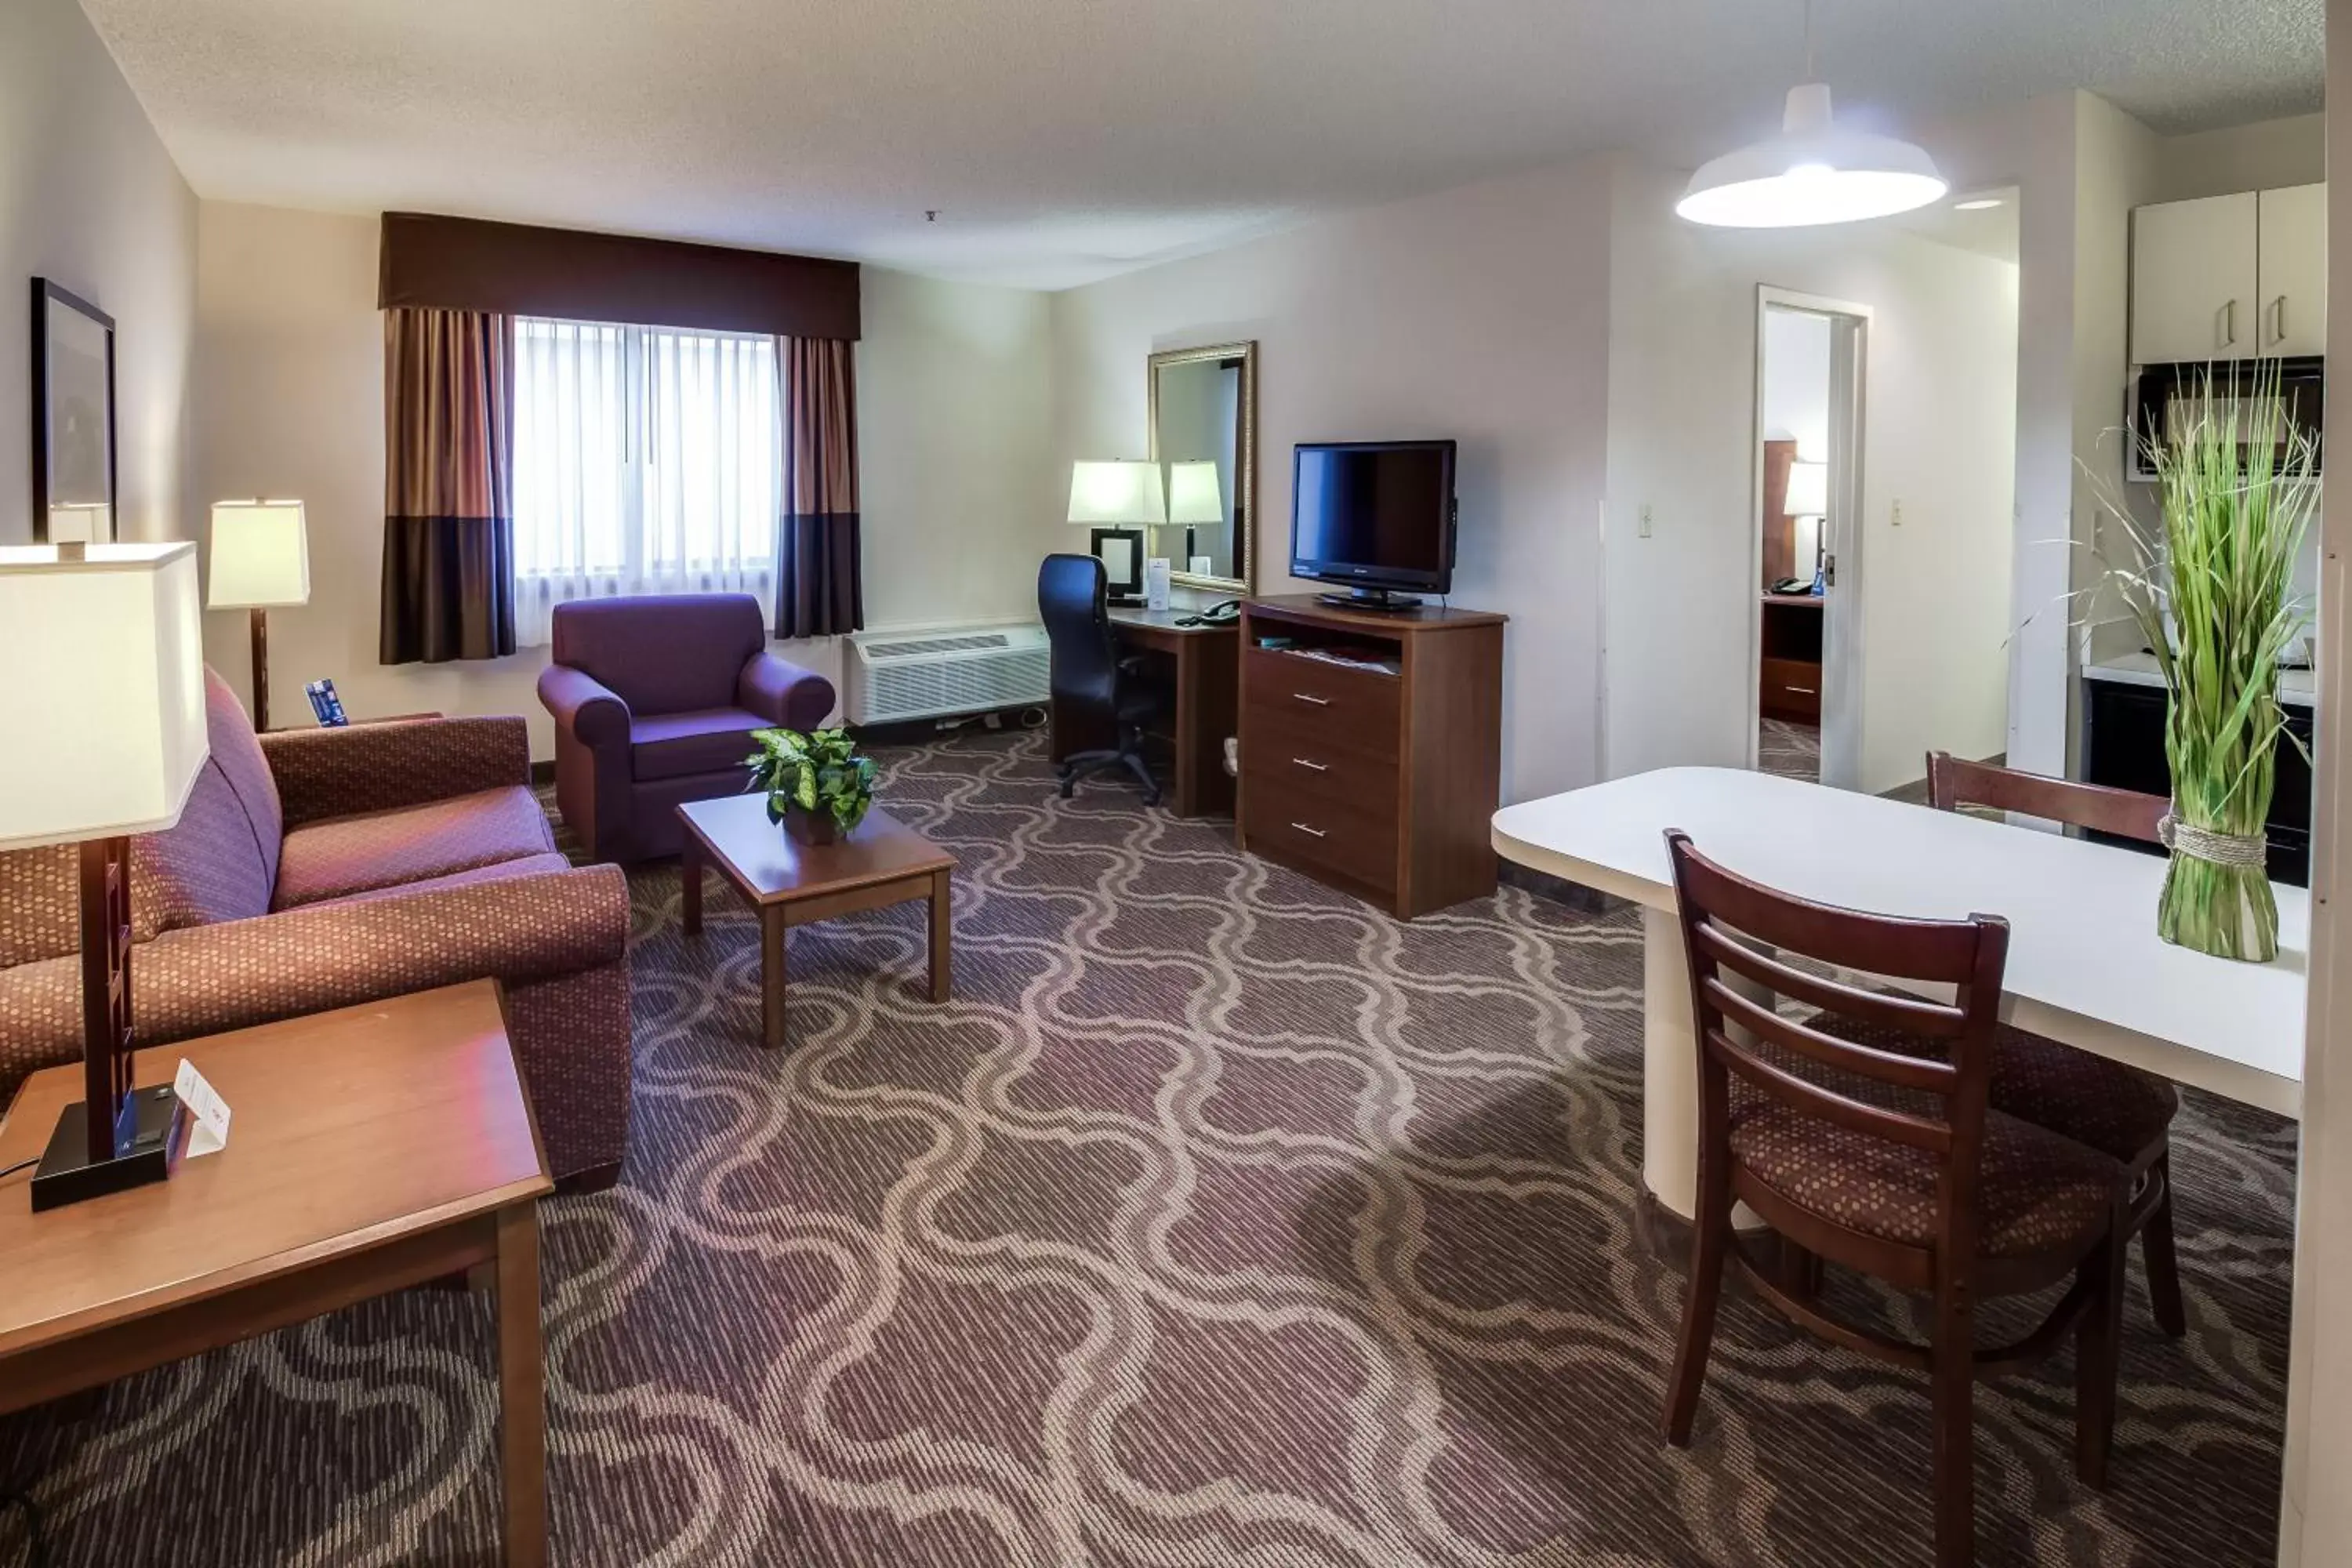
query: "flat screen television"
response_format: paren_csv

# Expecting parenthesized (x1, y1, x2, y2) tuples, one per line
(1289, 440, 1457, 608)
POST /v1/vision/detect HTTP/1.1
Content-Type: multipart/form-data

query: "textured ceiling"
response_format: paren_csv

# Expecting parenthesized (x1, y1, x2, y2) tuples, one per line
(80, 0, 2321, 289)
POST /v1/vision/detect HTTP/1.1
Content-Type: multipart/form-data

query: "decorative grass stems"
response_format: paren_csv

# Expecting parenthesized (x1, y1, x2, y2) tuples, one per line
(2097, 366, 2315, 962)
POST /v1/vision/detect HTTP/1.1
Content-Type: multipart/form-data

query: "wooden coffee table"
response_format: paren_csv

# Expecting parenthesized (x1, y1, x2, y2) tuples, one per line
(0, 981, 552, 1566)
(678, 797, 956, 1051)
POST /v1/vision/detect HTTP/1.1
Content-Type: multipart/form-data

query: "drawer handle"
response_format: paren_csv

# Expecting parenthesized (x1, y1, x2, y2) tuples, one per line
(1292, 757, 1330, 772)
(1785, 684, 1816, 695)
(1292, 692, 1331, 706)
(1290, 822, 1328, 838)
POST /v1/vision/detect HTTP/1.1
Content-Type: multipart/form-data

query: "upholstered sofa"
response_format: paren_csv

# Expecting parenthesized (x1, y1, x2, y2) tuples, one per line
(0, 670, 631, 1191)
(537, 593, 836, 862)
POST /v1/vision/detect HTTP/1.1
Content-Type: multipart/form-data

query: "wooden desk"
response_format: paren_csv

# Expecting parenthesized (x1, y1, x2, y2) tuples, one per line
(0, 982, 552, 1567)
(1051, 607, 1240, 818)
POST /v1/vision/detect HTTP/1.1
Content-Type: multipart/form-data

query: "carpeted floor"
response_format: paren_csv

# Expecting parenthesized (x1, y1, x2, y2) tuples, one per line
(1759, 719, 1820, 782)
(0, 730, 2295, 1566)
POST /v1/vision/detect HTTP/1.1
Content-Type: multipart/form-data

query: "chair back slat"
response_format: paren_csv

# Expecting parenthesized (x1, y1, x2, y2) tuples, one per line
(1691, 922, 1970, 1042)
(1702, 972, 1960, 1099)
(1927, 752, 2166, 844)
(1673, 837, 1997, 988)
(1709, 1012, 1956, 1154)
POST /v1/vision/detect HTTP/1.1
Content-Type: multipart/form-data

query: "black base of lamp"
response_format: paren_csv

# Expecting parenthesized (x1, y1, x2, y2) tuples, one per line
(31, 1084, 185, 1212)
(1088, 527, 1147, 606)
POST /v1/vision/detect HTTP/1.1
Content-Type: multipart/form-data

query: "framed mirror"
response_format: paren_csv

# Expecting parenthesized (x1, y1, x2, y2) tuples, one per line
(1147, 341, 1257, 594)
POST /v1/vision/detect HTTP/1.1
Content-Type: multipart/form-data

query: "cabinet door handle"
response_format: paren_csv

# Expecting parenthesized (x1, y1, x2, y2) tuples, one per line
(1291, 757, 1330, 772)
(1785, 684, 1817, 695)
(1290, 822, 1328, 838)
(2220, 299, 2238, 348)
(2273, 296, 2288, 347)
(1292, 692, 1330, 706)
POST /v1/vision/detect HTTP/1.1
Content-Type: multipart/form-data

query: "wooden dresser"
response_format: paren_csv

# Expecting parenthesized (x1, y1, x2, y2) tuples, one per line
(1237, 596, 1508, 919)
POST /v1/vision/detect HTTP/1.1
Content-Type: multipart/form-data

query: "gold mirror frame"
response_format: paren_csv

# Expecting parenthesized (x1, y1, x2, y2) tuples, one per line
(1147, 341, 1258, 594)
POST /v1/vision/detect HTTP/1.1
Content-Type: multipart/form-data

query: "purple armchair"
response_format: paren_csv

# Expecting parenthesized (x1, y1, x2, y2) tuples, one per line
(537, 594, 836, 862)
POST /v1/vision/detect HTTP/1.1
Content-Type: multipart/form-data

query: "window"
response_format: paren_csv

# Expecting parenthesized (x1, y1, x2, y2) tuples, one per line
(511, 317, 780, 645)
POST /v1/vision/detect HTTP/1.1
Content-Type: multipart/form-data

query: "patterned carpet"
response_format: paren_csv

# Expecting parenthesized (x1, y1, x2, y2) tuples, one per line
(0, 730, 2295, 1566)
(1759, 719, 1820, 782)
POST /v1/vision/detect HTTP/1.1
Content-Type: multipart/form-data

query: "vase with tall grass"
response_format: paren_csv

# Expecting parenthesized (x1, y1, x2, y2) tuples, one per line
(2098, 367, 2315, 963)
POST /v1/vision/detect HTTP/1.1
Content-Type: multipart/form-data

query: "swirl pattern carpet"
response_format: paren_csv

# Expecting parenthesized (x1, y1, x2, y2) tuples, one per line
(0, 729, 2293, 1566)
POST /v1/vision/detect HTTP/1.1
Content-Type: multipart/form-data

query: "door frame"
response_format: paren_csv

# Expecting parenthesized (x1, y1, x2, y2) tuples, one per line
(1748, 286, 1872, 789)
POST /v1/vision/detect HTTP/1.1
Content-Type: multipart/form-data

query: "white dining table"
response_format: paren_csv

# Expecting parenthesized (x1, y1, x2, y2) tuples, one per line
(1492, 767, 2310, 1223)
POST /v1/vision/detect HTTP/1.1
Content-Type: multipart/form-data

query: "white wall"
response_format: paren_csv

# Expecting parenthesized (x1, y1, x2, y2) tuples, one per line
(2155, 111, 2325, 204)
(191, 202, 1054, 756)
(1051, 158, 1615, 805)
(1760, 310, 1831, 456)
(0, 0, 198, 546)
(1602, 159, 2019, 792)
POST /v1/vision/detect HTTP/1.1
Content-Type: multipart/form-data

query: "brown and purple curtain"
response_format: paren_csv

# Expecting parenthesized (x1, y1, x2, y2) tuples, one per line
(379, 307, 517, 664)
(775, 336, 863, 641)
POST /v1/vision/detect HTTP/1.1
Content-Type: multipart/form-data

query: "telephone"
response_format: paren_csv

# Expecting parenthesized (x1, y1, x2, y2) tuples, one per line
(1178, 599, 1243, 627)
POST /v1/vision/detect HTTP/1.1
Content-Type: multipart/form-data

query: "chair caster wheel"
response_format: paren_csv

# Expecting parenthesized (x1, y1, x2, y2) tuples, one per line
(1058, 780, 1075, 798)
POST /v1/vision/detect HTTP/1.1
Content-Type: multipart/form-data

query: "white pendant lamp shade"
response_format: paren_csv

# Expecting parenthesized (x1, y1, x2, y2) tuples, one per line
(1678, 84, 1947, 228)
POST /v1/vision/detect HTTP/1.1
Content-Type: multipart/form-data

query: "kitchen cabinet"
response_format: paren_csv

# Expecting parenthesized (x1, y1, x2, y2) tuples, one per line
(2257, 183, 2327, 357)
(2129, 185, 2328, 365)
(2132, 193, 2257, 365)
(2081, 676, 2311, 887)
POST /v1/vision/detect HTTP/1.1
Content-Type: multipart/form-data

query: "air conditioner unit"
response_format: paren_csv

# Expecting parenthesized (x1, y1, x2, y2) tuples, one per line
(847, 624, 1051, 725)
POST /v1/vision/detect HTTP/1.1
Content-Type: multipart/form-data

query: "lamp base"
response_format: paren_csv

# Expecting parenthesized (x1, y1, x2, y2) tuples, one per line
(31, 1084, 185, 1213)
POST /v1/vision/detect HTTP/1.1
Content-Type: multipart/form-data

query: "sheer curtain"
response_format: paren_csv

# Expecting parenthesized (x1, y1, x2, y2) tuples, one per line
(511, 317, 781, 646)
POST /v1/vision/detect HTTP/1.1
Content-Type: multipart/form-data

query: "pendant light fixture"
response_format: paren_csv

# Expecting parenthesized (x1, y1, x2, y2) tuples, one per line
(1676, 0, 1947, 228)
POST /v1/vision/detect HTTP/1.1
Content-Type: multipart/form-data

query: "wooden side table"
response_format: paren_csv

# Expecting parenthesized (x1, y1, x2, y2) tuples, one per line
(0, 982, 553, 1566)
(677, 797, 955, 1051)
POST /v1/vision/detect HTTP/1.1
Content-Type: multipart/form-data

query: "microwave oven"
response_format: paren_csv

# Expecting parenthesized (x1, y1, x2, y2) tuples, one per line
(2129, 357, 2324, 481)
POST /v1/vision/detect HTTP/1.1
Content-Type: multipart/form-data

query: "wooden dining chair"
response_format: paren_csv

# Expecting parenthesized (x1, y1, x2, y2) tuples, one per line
(1866, 753, 2184, 1337)
(1661, 830, 2133, 1568)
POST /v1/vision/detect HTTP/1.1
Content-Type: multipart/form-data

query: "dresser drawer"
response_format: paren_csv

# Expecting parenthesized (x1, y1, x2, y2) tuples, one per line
(1243, 648, 1402, 754)
(1242, 744, 1399, 820)
(1245, 774, 1399, 893)
(1759, 657, 1822, 722)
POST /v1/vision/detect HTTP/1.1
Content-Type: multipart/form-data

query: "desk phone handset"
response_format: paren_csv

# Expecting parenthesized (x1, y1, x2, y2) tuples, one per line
(1177, 600, 1243, 628)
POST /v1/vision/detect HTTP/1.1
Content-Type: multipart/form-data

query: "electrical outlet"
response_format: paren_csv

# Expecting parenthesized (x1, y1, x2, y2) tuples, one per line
(1638, 503, 1654, 539)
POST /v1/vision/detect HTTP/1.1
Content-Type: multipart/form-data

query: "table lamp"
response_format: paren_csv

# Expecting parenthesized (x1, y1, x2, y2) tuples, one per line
(1784, 461, 1829, 593)
(206, 500, 309, 732)
(1067, 460, 1163, 606)
(0, 542, 209, 1210)
(1164, 460, 1223, 577)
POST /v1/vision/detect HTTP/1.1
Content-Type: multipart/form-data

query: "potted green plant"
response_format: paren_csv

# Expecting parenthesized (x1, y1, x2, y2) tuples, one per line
(746, 727, 878, 846)
(2097, 366, 2316, 962)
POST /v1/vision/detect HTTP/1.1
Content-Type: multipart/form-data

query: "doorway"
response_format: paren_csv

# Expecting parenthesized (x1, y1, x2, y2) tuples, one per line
(1751, 290, 1867, 788)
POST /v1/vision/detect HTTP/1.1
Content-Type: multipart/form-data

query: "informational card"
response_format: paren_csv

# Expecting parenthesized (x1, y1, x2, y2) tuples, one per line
(1144, 557, 1172, 611)
(172, 1059, 233, 1158)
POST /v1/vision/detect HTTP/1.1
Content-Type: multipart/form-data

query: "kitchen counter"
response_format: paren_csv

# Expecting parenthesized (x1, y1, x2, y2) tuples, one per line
(2083, 650, 2315, 708)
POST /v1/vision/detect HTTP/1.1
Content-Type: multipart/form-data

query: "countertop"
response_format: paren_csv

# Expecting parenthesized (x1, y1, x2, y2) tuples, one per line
(2083, 650, 2316, 709)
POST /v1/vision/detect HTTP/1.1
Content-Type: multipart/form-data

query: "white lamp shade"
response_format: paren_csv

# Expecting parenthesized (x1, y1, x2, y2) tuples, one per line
(1784, 460, 1829, 517)
(1679, 85, 1947, 228)
(1165, 461, 1225, 525)
(206, 500, 310, 608)
(0, 543, 210, 850)
(1067, 460, 1166, 527)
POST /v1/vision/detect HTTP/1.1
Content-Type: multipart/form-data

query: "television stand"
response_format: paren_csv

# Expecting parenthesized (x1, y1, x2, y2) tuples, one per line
(1314, 587, 1424, 612)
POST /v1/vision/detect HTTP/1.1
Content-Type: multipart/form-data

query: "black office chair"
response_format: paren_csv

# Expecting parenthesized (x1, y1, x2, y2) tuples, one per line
(1039, 553, 1161, 806)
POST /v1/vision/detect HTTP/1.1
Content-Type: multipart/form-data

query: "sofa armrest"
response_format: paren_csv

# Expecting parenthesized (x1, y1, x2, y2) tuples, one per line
(738, 650, 837, 731)
(261, 715, 532, 829)
(0, 865, 629, 1098)
(539, 664, 632, 749)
